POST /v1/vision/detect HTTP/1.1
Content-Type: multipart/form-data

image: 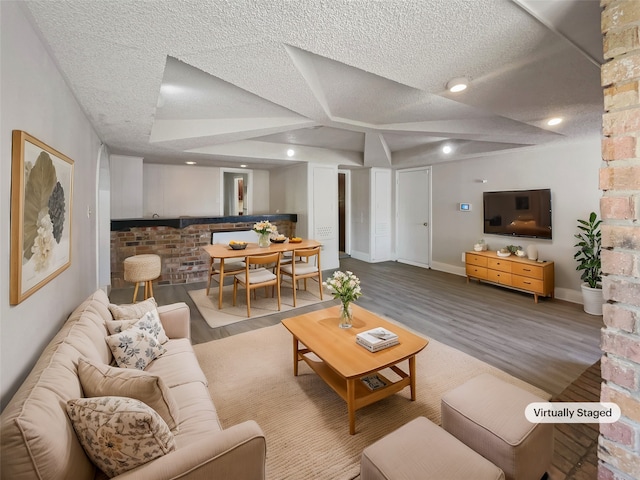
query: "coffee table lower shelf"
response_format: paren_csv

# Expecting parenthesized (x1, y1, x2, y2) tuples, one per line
(297, 347, 414, 434)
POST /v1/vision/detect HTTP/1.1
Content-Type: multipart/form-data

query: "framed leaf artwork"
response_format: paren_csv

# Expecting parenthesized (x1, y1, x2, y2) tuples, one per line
(10, 131, 74, 305)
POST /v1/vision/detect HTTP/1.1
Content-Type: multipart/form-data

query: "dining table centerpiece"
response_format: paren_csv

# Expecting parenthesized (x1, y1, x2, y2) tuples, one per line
(323, 270, 363, 328)
(253, 220, 276, 247)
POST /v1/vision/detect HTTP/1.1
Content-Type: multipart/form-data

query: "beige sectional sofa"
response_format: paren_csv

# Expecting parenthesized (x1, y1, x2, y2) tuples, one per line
(1, 289, 266, 479)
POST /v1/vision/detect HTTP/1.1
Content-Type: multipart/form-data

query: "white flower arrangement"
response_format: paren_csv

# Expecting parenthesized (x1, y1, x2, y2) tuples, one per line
(253, 220, 276, 235)
(323, 270, 363, 305)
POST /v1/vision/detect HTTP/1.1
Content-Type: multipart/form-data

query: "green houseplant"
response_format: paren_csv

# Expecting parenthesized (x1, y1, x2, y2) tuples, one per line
(574, 212, 602, 315)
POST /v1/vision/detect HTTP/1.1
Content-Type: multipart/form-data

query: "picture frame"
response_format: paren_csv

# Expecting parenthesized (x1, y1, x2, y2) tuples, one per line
(10, 131, 74, 305)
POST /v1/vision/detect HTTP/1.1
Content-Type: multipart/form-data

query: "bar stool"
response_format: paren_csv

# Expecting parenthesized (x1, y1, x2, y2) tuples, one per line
(123, 254, 161, 303)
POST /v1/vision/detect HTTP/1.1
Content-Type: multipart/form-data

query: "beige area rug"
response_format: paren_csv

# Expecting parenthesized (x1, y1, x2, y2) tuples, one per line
(189, 281, 332, 328)
(193, 322, 549, 480)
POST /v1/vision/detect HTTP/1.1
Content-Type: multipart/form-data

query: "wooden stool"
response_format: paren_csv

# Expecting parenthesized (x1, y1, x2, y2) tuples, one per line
(123, 254, 161, 303)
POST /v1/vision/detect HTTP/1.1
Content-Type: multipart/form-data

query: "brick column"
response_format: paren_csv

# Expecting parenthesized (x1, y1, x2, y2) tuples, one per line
(600, 1, 640, 479)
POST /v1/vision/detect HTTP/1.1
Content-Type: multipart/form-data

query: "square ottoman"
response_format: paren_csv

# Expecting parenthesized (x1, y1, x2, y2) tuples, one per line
(441, 373, 553, 480)
(360, 416, 505, 480)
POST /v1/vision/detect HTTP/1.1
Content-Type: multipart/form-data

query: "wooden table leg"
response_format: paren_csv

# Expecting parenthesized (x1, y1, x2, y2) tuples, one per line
(409, 355, 417, 401)
(293, 336, 299, 376)
(205, 257, 214, 296)
(347, 379, 356, 435)
(218, 259, 225, 309)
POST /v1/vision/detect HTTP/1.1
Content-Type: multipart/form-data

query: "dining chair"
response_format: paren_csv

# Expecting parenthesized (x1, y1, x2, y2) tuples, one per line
(206, 257, 246, 309)
(279, 246, 322, 307)
(233, 252, 282, 317)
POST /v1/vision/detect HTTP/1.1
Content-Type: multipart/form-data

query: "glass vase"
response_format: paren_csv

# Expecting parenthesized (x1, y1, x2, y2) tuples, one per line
(258, 232, 270, 248)
(339, 302, 353, 329)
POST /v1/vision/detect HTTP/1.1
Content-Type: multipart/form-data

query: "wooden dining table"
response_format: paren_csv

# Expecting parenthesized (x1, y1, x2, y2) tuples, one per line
(202, 239, 321, 310)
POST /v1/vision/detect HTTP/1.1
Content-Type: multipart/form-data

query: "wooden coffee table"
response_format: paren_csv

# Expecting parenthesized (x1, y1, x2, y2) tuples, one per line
(281, 304, 429, 434)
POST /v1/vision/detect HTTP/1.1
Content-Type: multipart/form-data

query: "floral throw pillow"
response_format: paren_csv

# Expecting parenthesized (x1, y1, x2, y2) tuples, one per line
(66, 396, 176, 478)
(106, 327, 166, 370)
(106, 309, 169, 344)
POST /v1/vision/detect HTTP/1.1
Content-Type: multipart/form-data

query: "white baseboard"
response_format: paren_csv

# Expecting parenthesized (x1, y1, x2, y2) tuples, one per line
(349, 250, 370, 262)
(431, 262, 466, 277)
(554, 287, 583, 305)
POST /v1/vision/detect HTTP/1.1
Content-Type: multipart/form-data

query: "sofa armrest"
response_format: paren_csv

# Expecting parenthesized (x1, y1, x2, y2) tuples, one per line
(157, 303, 191, 339)
(113, 420, 266, 480)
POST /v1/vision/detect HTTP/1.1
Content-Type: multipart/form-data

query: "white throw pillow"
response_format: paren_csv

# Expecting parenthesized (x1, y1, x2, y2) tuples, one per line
(106, 327, 166, 370)
(78, 358, 179, 431)
(67, 396, 175, 478)
(108, 297, 157, 320)
(106, 308, 169, 344)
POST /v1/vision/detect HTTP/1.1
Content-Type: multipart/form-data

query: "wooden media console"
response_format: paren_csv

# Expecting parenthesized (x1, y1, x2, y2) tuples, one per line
(465, 251, 554, 303)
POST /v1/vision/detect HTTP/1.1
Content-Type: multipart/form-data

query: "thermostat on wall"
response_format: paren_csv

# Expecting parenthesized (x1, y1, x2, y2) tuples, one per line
(458, 203, 472, 211)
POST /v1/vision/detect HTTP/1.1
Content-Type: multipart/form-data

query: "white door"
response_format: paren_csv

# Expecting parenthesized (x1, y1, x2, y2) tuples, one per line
(396, 167, 431, 268)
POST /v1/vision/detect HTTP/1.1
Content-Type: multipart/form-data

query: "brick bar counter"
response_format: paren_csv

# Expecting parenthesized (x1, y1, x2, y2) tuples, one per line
(110, 214, 297, 288)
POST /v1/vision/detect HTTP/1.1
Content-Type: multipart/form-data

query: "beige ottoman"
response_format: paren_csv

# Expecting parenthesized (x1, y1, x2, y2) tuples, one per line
(360, 416, 505, 480)
(123, 254, 161, 303)
(441, 373, 553, 480)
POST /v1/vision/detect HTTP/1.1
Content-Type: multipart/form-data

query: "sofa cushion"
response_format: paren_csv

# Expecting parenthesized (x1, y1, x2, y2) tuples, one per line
(106, 327, 166, 370)
(145, 339, 209, 387)
(66, 396, 176, 478)
(78, 358, 179, 431)
(108, 297, 157, 320)
(106, 308, 169, 344)
(169, 382, 222, 447)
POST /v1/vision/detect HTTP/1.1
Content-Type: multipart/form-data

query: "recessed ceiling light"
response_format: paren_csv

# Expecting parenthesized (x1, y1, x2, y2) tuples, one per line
(185, 161, 196, 165)
(446, 77, 468, 93)
(240, 164, 247, 168)
(547, 117, 563, 126)
(442, 145, 453, 154)
(287, 149, 295, 157)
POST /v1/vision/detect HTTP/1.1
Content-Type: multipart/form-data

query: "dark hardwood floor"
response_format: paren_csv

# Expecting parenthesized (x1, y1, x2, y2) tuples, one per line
(110, 257, 603, 480)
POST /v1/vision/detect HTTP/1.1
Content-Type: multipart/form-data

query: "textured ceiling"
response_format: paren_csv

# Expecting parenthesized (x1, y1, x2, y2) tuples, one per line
(22, 0, 603, 169)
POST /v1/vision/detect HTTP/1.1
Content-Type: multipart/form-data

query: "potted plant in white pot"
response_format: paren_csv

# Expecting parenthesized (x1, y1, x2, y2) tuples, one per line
(574, 212, 603, 315)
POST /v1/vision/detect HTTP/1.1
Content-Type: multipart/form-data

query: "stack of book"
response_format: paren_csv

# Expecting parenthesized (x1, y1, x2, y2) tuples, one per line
(356, 327, 399, 352)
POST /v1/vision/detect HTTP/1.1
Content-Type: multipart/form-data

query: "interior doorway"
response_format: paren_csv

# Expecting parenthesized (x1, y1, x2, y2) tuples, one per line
(220, 168, 252, 216)
(338, 170, 350, 257)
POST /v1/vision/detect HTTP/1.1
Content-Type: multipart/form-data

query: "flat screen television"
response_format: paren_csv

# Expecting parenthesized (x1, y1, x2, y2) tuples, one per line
(483, 189, 552, 239)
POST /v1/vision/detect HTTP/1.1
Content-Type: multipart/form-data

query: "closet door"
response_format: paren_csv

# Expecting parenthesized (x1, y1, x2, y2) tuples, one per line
(396, 167, 431, 268)
(371, 168, 392, 262)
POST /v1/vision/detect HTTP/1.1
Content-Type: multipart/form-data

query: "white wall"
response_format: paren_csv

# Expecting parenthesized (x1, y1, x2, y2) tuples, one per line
(143, 164, 221, 217)
(142, 164, 270, 218)
(253, 169, 270, 214)
(430, 136, 602, 302)
(110, 155, 143, 219)
(1, 2, 102, 408)
(270, 164, 309, 238)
